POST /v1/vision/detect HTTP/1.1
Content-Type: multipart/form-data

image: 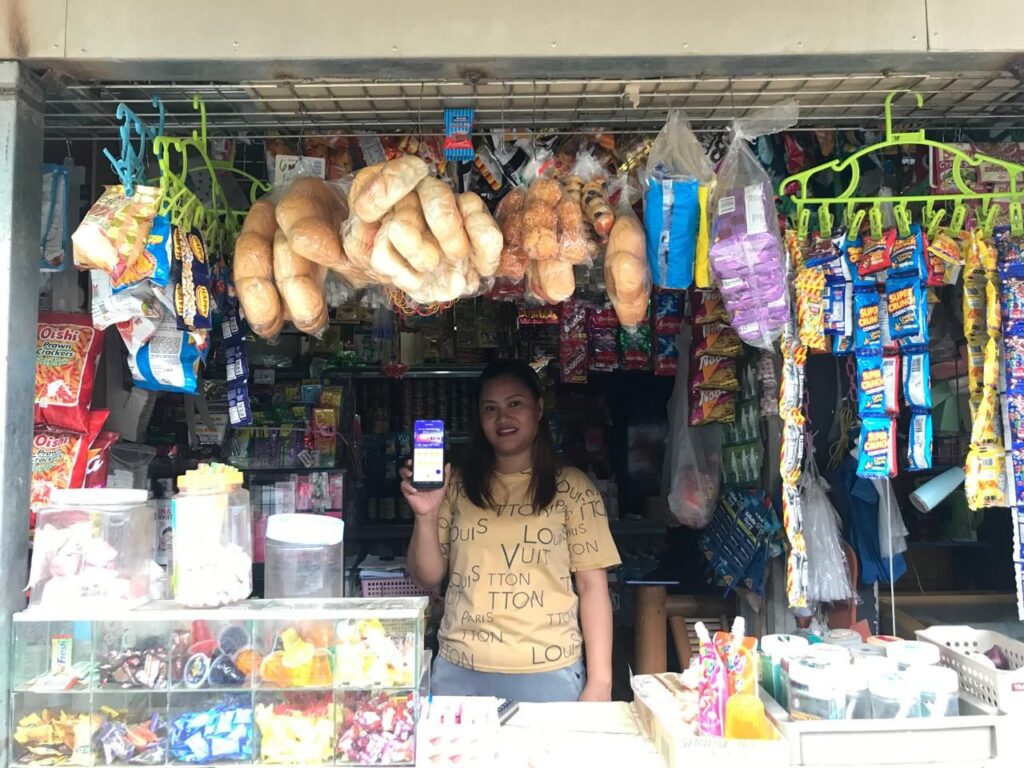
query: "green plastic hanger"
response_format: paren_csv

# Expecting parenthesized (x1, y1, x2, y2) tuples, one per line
(980, 204, 999, 238)
(869, 204, 883, 240)
(818, 203, 834, 237)
(893, 202, 912, 238)
(779, 89, 1024, 226)
(1011, 202, 1024, 237)
(948, 202, 968, 235)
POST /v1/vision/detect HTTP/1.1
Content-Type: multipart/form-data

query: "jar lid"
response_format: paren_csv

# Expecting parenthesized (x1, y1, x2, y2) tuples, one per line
(50, 489, 149, 506)
(869, 670, 918, 700)
(850, 643, 889, 659)
(760, 634, 809, 658)
(885, 640, 941, 668)
(912, 665, 960, 695)
(806, 644, 852, 665)
(788, 657, 840, 689)
(824, 629, 862, 647)
(266, 513, 344, 546)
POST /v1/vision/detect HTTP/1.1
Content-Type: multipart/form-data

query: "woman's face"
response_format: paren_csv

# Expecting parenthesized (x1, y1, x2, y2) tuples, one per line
(479, 375, 542, 459)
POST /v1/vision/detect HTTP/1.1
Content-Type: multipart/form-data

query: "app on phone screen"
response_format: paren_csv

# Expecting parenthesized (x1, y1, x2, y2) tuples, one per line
(413, 420, 445, 485)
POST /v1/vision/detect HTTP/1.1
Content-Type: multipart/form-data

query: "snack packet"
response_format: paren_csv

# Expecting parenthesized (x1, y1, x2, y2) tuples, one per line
(1006, 337, 1024, 392)
(654, 334, 679, 377)
(173, 227, 213, 331)
(85, 431, 120, 488)
(695, 621, 728, 737)
(691, 290, 729, 325)
(987, 278, 1003, 339)
(111, 212, 172, 291)
(882, 354, 901, 416)
(128, 314, 205, 394)
(30, 410, 108, 521)
(971, 384, 1002, 448)
(823, 282, 852, 336)
(889, 224, 925, 278)
(996, 226, 1024, 278)
(857, 416, 895, 478)
(691, 355, 740, 392)
(72, 185, 162, 278)
(902, 350, 932, 410)
(692, 323, 743, 358)
(794, 267, 827, 351)
(885, 275, 924, 339)
(34, 312, 105, 434)
(856, 355, 886, 417)
(965, 446, 1008, 510)
(908, 411, 933, 472)
(858, 229, 896, 276)
(1002, 277, 1024, 337)
(963, 280, 987, 341)
(689, 387, 736, 426)
(853, 288, 882, 353)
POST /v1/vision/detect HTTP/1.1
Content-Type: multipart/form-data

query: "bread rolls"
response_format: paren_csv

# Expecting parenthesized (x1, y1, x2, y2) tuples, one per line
(534, 259, 575, 303)
(242, 199, 278, 241)
(351, 155, 429, 223)
(371, 221, 425, 294)
(386, 193, 442, 273)
(417, 177, 471, 263)
(273, 231, 328, 336)
(605, 212, 651, 327)
(456, 192, 487, 218)
(463, 209, 503, 277)
(275, 177, 346, 269)
(233, 230, 283, 339)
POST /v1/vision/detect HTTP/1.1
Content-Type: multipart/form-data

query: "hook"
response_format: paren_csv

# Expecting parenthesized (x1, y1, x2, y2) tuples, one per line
(883, 90, 925, 143)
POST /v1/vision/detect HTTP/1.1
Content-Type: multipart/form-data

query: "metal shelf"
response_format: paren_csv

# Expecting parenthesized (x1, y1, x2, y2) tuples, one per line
(41, 72, 1024, 140)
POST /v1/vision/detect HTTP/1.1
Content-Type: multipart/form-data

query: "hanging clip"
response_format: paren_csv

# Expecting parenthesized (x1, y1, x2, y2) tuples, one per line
(818, 204, 834, 237)
(924, 200, 946, 240)
(981, 203, 999, 238)
(893, 202, 912, 239)
(797, 208, 811, 243)
(847, 208, 866, 239)
(1011, 201, 1024, 237)
(869, 204, 884, 240)
(949, 202, 968, 235)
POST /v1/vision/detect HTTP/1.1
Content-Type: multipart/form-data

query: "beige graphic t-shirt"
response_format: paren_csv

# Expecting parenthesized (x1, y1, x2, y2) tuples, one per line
(437, 466, 621, 673)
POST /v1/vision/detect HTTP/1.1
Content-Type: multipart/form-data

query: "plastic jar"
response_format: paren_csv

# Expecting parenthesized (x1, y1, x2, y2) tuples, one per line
(824, 629, 862, 648)
(28, 489, 153, 610)
(916, 666, 960, 718)
(265, 514, 345, 599)
(787, 657, 847, 721)
(172, 465, 252, 607)
(850, 643, 889, 660)
(885, 640, 941, 670)
(760, 634, 809, 706)
(870, 670, 921, 718)
(842, 664, 872, 720)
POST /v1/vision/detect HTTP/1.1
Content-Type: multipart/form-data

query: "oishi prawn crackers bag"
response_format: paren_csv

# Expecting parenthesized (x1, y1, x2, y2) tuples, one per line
(34, 312, 104, 433)
(30, 409, 108, 525)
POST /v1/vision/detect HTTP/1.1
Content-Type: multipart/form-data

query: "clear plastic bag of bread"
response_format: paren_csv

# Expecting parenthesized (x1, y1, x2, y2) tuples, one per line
(526, 258, 576, 305)
(605, 172, 651, 329)
(273, 172, 348, 273)
(494, 186, 528, 283)
(233, 197, 284, 339)
(566, 148, 615, 244)
(273, 229, 329, 338)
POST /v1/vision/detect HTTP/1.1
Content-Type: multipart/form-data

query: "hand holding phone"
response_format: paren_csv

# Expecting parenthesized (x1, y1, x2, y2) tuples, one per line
(411, 419, 446, 489)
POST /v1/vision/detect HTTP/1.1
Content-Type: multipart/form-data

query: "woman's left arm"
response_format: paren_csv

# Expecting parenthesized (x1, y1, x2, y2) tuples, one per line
(575, 568, 613, 701)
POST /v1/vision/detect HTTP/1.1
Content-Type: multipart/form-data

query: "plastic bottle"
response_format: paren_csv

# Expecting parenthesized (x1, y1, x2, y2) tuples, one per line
(695, 621, 728, 737)
(724, 693, 772, 740)
(722, 617, 758, 696)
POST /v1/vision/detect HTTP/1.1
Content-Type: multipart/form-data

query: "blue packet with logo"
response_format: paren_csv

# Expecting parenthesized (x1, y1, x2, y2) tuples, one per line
(857, 416, 895, 478)
(902, 349, 932, 409)
(889, 224, 926, 278)
(908, 410, 933, 472)
(886, 275, 924, 339)
(856, 354, 886, 416)
(854, 288, 882, 353)
(644, 174, 699, 289)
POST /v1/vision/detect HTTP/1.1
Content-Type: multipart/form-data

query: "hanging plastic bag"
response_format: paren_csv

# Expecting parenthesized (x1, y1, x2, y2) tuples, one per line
(605, 173, 651, 329)
(127, 313, 205, 394)
(644, 111, 715, 290)
(800, 454, 854, 604)
(666, 323, 723, 528)
(41, 163, 70, 272)
(709, 101, 798, 349)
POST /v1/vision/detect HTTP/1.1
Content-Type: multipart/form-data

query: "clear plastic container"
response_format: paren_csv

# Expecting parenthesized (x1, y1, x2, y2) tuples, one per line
(171, 465, 252, 607)
(916, 665, 961, 718)
(787, 656, 847, 721)
(27, 489, 153, 610)
(870, 670, 922, 718)
(842, 664, 871, 719)
(886, 640, 941, 670)
(760, 634, 809, 706)
(264, 514, 344, 599)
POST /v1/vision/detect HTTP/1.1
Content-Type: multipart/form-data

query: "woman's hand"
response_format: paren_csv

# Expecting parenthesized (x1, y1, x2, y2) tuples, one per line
(578, 679, 612, 702)
(399, 461, 451, 518)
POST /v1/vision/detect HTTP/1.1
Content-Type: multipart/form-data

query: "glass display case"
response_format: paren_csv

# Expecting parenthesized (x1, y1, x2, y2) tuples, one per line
(9, 598, 427, 767)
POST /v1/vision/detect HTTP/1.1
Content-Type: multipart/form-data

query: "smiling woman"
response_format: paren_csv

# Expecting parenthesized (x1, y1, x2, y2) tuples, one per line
(402, 359, 620, 702)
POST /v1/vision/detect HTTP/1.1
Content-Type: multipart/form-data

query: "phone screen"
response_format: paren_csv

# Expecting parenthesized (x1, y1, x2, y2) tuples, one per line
(412, 419, 445, 486)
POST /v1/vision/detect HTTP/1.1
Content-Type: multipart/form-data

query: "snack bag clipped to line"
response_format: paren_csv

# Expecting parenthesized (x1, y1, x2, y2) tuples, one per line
(72, 185, 162, 278)
(857, 416, 895, 478)
(111, 212, 172, 291)
(30, 409, 109, 524)
(34, 312, 105, 434)
(128, 314, 206, 394)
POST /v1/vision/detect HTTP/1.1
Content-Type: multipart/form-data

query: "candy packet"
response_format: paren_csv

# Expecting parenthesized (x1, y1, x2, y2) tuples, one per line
(857, 416, 895, 478)
(1003, 277, 1024, 337)
(692, 322, 743, 358)
(794, 266, 827, 351)
(691, 354, 740, 392)
(856, 355, 886, 417)
(902, 349, 931, 409)
(996, 226, 1024, 278)
(655, 334, 679, 377)
(882, 354, 901, 416)
(695, 621, 728, 737)
(1005, 391, 1024, 448)
(965, 446, 1008, 510)
(1005, 337, 1024, 391)
(620, 324, 653, 370)
(654, 290, 684, 335)
(804, 230, 843, 269)
(824, 282, 853, 336)
(889, 224, 925, 278)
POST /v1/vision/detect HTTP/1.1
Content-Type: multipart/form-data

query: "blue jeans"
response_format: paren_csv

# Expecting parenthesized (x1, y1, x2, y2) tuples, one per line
(430, 655, 586, 702)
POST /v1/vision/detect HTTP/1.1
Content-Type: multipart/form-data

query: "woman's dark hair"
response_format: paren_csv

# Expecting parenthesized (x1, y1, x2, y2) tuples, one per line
(461, 359, 559, 511)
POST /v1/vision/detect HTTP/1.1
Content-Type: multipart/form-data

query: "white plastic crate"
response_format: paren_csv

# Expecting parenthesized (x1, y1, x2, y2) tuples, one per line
(916, 625, 1024, 715)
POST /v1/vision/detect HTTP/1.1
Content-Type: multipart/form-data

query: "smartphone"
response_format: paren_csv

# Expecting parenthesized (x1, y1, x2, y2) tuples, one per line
(412, 419, 445, 489)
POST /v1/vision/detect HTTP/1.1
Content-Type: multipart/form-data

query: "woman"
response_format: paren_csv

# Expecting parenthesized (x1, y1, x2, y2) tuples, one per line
(402, 359, 620, 702)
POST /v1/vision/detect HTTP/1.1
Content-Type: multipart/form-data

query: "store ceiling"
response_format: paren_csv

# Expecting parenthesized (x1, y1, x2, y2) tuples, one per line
(40, 71, 1024, 141)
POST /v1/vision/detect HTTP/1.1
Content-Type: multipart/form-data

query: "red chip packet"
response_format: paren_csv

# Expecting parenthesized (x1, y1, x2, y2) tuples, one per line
(31, 409, 109, 527)
(34, 312, 104, 433)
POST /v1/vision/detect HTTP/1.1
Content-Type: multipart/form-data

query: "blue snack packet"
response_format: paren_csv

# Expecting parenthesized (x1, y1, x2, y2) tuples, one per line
(644, 174, 699, 289)
(854, 288, 882, 353)
(886, 275, 924, 339)
(908, 410, 933, 472)
(443, 108, 475, 161)
(857, 416, 895, 478)
(856, 354, 886, 417)
(824, 282, 852, 336)
(902, 349, 932, 409)
(889, 224, 926, 278)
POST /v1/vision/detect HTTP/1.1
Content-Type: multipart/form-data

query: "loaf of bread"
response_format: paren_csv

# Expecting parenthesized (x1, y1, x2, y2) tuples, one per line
(456, 191, 487, 218)
(241, 199, 278, 241)
(386, 193, 442, 273)
(605, 212, 651, 327)
(273, 231, 328, 336)
(534, 259, 575, 303)
(371, 221, 425, 294)
(417, 177, 471, 263)
(351, 155, 429, 223)
(464, 210, 503, 277)
(233, 230, 283, 338)
(274, 177, 346, 270)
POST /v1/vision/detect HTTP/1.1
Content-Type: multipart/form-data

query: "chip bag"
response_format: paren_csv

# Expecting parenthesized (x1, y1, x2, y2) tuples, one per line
(128, 314, 205, 394)
(72, 185, 162, 278)
(30, 409, 108, 524)
(34, 312, 105, 434)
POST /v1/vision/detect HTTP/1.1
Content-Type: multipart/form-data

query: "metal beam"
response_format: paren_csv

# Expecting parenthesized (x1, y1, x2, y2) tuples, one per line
(0, 60, 43, 766)
(1, 0, 1020, 81)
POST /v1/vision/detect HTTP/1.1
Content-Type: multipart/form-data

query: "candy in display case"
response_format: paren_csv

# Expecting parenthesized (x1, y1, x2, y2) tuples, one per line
(8, 598, 428, 767)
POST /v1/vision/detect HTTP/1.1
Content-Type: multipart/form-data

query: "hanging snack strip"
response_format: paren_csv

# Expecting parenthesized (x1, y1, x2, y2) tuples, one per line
(779, 230, 808, 608)
(995, 226, 1024, 618)
(688, 291, 741, 427)
(965, 230, 1009, 510)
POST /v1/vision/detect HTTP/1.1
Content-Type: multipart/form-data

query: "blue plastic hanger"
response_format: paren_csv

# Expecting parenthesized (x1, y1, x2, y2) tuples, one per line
(102, 96, 166, 196)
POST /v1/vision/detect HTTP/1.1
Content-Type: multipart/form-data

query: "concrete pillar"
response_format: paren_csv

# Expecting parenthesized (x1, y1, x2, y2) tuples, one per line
(0, 61, 44, 766)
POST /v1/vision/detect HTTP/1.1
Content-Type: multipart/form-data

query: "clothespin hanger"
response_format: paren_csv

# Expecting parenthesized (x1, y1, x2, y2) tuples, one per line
(948, 201, 968, 235)
(1011, 200, 1024, 237)
(796, 208, 811, 242)
(893, 202, 912, 238)
(818, 203, 834, 237)
(847, 207, 866, 238)
(868, 204, 884, 240)
(924, 200, 946, 239)
(980, 203, 999, 238)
